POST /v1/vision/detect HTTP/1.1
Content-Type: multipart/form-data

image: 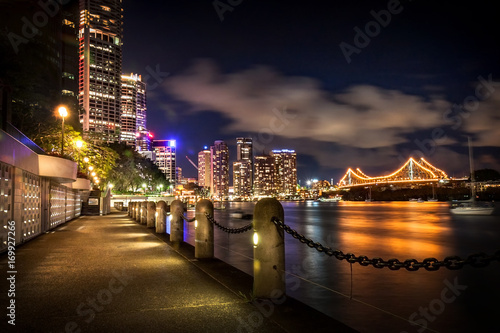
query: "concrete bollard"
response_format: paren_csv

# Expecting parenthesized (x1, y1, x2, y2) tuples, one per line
(156, 200, 168, 233)
(140, 201, 147, 224)
(170, 200, 184, 244)
(132, 202, 138, 221)
(135, 202, 142, 222)
(253, 198, 285, 299)
(195, 199, 214, 259)
(147, 201, 156, 228)
(128, 202, 133, 217)
(134, 202, 140, 221)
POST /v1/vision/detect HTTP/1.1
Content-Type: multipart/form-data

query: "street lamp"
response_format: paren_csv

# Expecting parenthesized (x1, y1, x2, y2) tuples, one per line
(58, 106, 68, 156)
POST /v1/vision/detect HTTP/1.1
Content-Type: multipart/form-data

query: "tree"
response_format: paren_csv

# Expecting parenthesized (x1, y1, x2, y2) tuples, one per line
(474, 169, 500, 182)
(107, 143, 169, 193)
(33, 123, 118, 184)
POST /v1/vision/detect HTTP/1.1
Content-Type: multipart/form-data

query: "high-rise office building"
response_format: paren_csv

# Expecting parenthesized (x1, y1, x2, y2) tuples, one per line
(233, 160, 253, 198)
(271, 149, 297, 195)
(198, 149, 211, 188)
(236, 137, 253, 161)
(120, 73, 147, 148)
(78, 0, 123, 143)
(0, 0, 80, 134)
(153, 140, 176, 187)
(233, 137, 253, 197)
(253, 155, 275, 197)
(210, 140, 229, 199)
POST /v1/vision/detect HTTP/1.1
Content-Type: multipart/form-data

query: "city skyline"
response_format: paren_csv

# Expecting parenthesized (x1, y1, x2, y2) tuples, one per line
(121, 0, 500, 183)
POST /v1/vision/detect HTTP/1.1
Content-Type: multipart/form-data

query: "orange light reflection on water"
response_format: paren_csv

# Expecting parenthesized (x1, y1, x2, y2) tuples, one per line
(336, 201, 453, 259)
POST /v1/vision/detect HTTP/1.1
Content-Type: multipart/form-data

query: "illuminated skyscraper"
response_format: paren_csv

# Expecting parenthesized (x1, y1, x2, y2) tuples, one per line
(78, 0, 123, 143)
(120, 73, 147, 149)
(233, 160, 253, 198)
(153, 140, 176, 187)
(198, 149, 211, 188)
(210, 140, 229, 199)
(233, 137, 253, 197)
(253, 155, 275, 197)
(236, 137, 253, 161)
(271, 149, 297, 195)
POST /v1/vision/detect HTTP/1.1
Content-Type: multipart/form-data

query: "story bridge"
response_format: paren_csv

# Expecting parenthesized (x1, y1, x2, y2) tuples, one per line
(337, 157, 450, 188)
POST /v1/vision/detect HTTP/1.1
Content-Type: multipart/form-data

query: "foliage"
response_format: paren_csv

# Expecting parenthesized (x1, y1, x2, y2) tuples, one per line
(474, 169, 500, 182)
(107, 143, 169, 193)
(33, 123, 118, 184)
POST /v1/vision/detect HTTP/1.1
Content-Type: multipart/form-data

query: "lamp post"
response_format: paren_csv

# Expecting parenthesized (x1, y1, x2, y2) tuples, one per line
(58, 106, 68, 156)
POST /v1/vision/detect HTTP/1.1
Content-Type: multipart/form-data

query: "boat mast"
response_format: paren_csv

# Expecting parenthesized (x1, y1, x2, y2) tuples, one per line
(468, 136, 476, 200)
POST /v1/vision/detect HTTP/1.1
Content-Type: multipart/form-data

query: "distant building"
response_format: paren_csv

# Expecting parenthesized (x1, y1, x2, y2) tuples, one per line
(176, 166, 182, 185)
(233, 137, 253, 197)
(271, 149, 297, 195)
(153, 140, 177, 187)
(135, 130, 152, 153)
(236, 137, 253, 161)
(210, 141, 229, 199)
(233, 160, 253, 198)
(198, 149, 211, 188)
(120, 73, 147, 148)
(78, 0, 123, 143)
(253, 155, 275, 196)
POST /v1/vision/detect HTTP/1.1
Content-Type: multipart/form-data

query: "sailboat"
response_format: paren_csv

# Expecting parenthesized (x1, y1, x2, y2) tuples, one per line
(365, 186, 372, 202)
(428, 183, 438, 202)
(450, 137, 495, 215)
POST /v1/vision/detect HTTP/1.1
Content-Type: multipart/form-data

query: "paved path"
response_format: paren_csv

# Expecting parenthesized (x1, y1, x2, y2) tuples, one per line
(1, 211, 357, 332)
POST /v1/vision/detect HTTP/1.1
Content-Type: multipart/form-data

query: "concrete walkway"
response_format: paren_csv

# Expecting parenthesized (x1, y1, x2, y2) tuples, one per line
(1, 211, 357, 332)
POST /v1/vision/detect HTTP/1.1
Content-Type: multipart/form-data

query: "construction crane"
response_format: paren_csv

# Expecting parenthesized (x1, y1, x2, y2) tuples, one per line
(186, 156, 198, 170)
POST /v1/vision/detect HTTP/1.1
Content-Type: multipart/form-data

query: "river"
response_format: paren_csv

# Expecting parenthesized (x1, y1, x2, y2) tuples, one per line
(178, 201, 500, 333)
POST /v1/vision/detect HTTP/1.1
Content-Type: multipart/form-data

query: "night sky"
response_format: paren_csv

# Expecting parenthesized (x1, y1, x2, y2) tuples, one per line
(121, 0, 500, 184)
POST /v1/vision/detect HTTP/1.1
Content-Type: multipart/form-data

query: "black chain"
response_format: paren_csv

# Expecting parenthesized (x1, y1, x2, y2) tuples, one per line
(205, 213, 253, 234)
(180, 214, 196, 223)
(271, 217, 500, 271)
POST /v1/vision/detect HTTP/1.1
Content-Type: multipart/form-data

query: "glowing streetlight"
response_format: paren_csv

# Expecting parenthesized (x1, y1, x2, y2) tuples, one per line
(58, 106, 68, 156)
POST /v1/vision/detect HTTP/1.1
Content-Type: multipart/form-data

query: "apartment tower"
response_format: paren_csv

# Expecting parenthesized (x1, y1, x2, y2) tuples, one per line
(198, 149, 211, 188)
(152, 140, 177, 187)
(120, 73, 147, 149)
(233, 137, 253, 198)
(78, 0, 123, 142)
(210, 141, 229, 200)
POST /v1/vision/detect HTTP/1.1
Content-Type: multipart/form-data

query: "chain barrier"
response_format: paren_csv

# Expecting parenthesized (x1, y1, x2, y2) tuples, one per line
(180, 214, 196, 223)
(205, 213, 253, 234)
(271, 217, 500, 271)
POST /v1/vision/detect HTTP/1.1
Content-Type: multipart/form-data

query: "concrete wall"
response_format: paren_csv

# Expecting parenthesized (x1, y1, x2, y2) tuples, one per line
(0, 129, 84, 252)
